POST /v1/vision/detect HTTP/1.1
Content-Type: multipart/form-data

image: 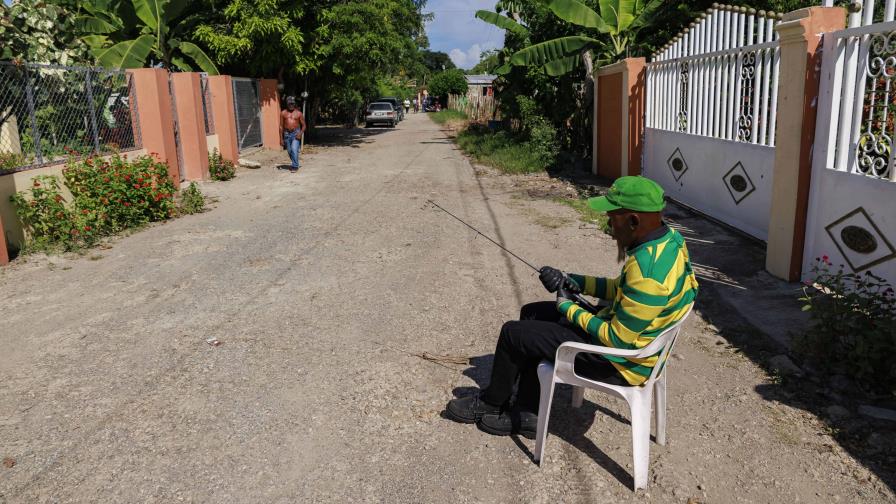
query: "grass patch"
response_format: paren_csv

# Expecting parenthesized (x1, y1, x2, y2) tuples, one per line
(428, 109, 468, 125)
(455, 126, 551, 174)
(554, 197, 609, 229)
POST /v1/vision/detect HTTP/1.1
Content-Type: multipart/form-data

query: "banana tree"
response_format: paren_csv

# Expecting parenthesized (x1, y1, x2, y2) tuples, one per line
(75, 0, 219, 74)
(504, 0, 661, 76)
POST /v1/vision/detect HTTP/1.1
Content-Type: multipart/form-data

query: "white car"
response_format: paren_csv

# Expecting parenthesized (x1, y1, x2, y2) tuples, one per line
(365, 102, 397, 128)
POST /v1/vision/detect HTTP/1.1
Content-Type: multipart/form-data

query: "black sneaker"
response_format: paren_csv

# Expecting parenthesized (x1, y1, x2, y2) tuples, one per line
(478, 408, 538, 439)
(445, 394, 501, 424)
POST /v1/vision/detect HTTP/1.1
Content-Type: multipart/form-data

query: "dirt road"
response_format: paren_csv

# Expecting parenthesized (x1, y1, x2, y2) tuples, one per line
(1, 113, 892, 503)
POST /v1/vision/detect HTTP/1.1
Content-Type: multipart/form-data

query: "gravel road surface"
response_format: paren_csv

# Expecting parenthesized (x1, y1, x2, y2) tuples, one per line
(1, 113, 893, 503)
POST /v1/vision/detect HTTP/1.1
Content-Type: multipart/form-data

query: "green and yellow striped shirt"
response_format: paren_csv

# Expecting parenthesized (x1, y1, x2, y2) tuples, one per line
(561, 227, 698, 386)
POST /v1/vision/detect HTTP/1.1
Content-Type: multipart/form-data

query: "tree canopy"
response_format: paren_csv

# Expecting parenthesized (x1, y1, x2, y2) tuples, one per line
(427, 69, 467, 99)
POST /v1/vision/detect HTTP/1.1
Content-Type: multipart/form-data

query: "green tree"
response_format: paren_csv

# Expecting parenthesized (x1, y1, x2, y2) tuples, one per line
(0, 0, 89, 64)
(469, 49, 501, 75)
(75, 0, 220, 73)
(428, 68, 467, 100)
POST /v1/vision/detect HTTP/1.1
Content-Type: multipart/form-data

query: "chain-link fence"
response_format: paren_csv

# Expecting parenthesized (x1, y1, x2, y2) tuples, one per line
(0, 62, 142, 175)
(232, 77, 262, 151)
(200, 73, 215, 135)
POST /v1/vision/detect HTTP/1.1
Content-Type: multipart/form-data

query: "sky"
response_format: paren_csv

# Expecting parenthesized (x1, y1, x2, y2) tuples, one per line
(423, 0, 506, 70)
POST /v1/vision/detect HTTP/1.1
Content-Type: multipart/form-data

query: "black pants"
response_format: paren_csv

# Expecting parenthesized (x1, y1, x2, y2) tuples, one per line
(481, 301, 620, 412)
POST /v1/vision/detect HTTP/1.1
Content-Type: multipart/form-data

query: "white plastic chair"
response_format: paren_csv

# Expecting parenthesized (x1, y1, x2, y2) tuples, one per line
(533, 309, 692, 490)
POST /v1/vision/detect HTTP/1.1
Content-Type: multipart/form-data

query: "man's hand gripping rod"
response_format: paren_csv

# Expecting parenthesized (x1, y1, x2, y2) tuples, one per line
(427, 200, 600, 313)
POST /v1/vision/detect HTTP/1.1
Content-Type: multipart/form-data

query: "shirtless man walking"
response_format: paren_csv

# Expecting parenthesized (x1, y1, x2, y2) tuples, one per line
(281, 96, 306, 173)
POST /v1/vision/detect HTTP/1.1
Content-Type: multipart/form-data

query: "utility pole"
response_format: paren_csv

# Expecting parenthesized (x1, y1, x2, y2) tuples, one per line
(300, 75, 308, 153)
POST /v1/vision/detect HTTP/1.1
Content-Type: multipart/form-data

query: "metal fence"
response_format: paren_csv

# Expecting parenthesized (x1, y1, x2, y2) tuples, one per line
(0, 62, 141, 174)
(200, 73, 215, 135)
(232, 77, 261, 151)
(646, 5, 782, 147)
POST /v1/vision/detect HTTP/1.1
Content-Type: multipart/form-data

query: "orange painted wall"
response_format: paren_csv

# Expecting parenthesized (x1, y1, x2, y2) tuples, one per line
(259, 79, 282, 149)
(170, 72, 210, 181)
(128, 68, 181, 187)
(0, 213, 8, 265)
(208, 75, 239, 163)
(626, 59, 646, 176)
(597, 72, 623, 180)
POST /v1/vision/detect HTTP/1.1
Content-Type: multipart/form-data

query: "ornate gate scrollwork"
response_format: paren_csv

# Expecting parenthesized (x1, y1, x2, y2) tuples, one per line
(856, 31, 896, 179)
(737, 51, 757, 142)
(678, 61, 689, 132)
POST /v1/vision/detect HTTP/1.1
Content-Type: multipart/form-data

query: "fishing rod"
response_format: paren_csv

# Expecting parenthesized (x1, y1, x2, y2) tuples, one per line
(427, 200, 601, 314)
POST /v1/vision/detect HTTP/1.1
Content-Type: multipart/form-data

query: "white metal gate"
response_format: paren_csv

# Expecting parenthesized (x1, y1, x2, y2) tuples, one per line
(803, 8, 896, 285)
(642, 6, 782, 241)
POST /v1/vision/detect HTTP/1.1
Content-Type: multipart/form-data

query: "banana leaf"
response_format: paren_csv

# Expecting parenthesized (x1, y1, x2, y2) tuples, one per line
(93, 34, 155, 69)
(510, 36, 599, 67)
(475, 10, 529, 37)
(543, 54, 580, 76)
(548, 0, 610, 32)
(179, 41, 220, 75)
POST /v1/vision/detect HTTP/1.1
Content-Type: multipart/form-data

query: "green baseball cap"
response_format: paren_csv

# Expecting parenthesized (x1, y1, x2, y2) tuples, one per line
(587, 176, 666, 213)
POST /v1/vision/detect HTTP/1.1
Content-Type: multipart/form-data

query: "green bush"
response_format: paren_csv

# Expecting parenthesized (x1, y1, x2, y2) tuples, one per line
(178, 182, 205, 215)
(10, 154, 177, 251)
(429, 109, 468, 125)
(517, 96, 559, 165)
(455, 125, 551, 174)
(208, 149, 236, 181)
(428, 69, 468, 100)
(797, 257, 896, 394)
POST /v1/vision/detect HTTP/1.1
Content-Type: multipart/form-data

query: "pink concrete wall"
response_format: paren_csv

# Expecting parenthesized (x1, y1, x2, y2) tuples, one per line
(128, 68, 181, 187)
(0, 213, 9, 265)
(170, 72, 210, 181)
(596, 72, 623, 180)
(259, 79, 281, 150)
(208, 75, 239, 163)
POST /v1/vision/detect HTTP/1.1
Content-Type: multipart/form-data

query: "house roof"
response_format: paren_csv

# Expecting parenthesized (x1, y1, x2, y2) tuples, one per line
(465, 74, 496, 85)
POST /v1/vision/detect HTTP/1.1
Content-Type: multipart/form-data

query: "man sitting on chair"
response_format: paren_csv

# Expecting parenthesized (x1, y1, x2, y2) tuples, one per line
(445, 176, 699, 439)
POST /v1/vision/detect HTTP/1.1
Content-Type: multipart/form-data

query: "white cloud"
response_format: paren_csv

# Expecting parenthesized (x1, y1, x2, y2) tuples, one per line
(449, 43, 497, 69)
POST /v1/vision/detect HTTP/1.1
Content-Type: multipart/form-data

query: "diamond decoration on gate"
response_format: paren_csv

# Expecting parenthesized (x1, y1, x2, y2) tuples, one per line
(825, 207, 896, 272)
(722, 162, 756, 205)
(666, 148, 688, 182)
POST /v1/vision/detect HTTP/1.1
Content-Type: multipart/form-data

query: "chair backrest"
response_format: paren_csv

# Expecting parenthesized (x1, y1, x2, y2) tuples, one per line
(641, 307, 693, 386)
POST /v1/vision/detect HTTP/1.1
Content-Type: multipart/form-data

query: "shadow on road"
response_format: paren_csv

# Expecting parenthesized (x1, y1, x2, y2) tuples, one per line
(307, 125, 393, 149)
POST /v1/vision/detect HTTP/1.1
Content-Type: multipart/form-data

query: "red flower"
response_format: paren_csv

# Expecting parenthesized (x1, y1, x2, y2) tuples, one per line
(104, 177, 110, 183)
(124, 175, 131, 181)
(123, 202, 131, 207)
(133, 184, 140, 189)
(84, 226, 91, 231)
(822, 255, 829, 262)
(82, 209, 89, 215)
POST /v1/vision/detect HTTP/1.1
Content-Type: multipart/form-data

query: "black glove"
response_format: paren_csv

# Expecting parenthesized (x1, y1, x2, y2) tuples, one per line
(556, 283, 576, 309)
(539, 266, 565, 293)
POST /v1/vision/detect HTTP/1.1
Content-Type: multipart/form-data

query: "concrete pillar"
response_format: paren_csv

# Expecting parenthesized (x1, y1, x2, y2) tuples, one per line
(259, 79, 282, 149)
(128, 68, 181, 187)
(207, 75, 239, 163)
(766, 7, 846, 281)
(170, 72, 210, 181)
(0, 213, 9, 265)
(593, 58, 646, 180)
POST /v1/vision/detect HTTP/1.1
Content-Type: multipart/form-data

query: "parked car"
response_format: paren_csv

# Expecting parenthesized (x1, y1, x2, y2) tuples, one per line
(365, 102, 397, 128)
(376, 97, 405, 121)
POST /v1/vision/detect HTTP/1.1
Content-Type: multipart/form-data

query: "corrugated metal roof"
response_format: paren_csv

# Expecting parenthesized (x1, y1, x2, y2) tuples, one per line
(464, 74, 496, 85)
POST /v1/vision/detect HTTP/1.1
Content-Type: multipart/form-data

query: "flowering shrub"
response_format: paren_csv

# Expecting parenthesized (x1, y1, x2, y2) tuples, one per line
(9, 176, 79, 248)
(797, 256, 896, 394)
(208, 149, 235, 181)
(10, 154, 177, 251)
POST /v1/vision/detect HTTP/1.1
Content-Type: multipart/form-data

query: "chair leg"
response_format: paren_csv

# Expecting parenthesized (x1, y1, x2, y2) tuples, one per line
(654, 374, 667, 446)
(630, 394, 653, 491)
(533, 364, 556, 465)
(571, 386, 584, 408)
